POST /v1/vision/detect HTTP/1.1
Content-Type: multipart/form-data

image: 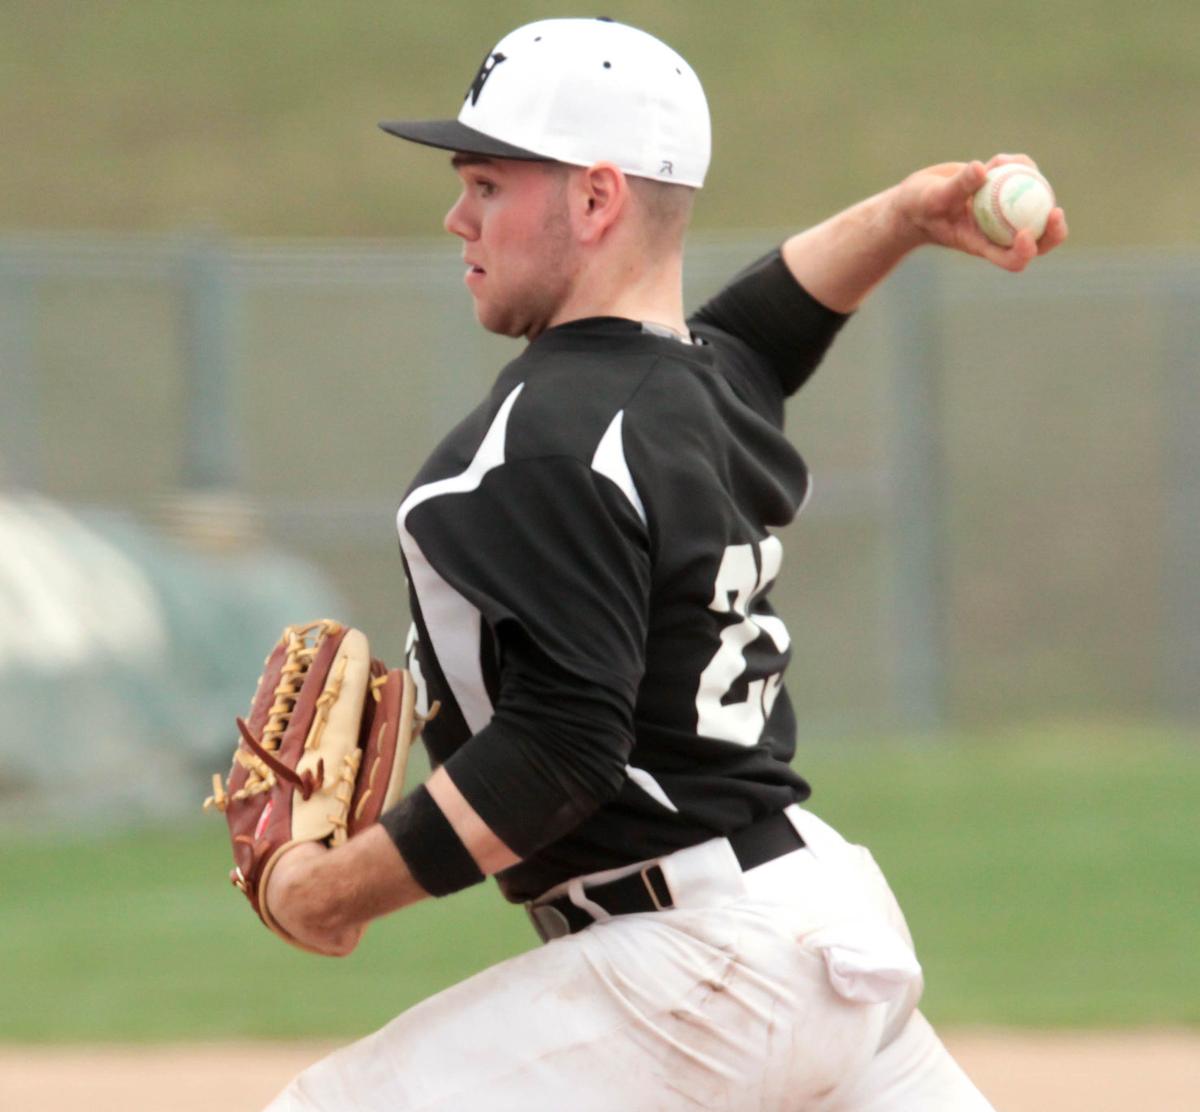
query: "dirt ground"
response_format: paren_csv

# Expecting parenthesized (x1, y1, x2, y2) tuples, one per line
(0, 1031, 1196, 1110)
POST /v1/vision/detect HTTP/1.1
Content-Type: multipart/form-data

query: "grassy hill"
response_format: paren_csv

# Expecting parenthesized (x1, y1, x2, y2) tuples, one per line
(3, 1, 1198, 244)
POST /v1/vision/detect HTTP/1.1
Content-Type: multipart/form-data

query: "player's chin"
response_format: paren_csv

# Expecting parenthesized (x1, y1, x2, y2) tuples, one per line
(474, 299, 533, 340)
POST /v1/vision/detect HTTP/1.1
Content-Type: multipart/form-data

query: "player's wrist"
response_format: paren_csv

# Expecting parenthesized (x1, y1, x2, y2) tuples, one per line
(881, 180, 932, 254)
(268, 844, 368, 956)
(263, 841, 326, 911)
(262, 842, 330, 938)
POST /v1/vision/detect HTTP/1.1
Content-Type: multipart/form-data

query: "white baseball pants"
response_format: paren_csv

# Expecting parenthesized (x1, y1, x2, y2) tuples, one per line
(268, 807, 994, 1110)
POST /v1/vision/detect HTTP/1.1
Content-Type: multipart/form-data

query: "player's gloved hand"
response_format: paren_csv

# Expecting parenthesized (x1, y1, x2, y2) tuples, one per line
(204, 619, 431, 955)
(895, 154, 1068, 272)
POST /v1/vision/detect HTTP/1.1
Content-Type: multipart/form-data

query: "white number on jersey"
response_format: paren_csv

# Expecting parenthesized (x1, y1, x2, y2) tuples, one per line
(695, 536, 790, 747)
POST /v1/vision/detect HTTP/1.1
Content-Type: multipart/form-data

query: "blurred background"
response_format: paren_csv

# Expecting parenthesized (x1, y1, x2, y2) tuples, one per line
(1, 0, 1197, 1082)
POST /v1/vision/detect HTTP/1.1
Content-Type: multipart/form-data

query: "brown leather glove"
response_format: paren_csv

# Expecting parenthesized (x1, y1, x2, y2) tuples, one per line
(204, 619, 429, 952)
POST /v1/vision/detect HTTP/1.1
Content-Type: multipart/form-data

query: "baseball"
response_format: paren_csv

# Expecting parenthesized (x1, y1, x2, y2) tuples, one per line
(971, 163, 1056, 246)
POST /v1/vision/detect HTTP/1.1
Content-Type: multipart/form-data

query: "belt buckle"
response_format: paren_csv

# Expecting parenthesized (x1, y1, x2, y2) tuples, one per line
(639, 863, 673, 910)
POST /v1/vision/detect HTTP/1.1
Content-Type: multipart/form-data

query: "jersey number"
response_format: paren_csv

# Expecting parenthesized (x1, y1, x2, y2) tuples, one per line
(695, 536, 790, 747)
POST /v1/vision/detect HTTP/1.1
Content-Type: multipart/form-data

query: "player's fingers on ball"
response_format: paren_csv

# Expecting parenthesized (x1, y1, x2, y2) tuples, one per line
(931, 161, 983, 215)
(1038, 208, 1069, 253)
(962, 226, 1012, 267)
(985, 245, 1026, 272)
(985, 152, 1037, 171)
(974, 227, 1031, 271)
(1006, 229, 1039, 269)
(954, 160, 987, 200)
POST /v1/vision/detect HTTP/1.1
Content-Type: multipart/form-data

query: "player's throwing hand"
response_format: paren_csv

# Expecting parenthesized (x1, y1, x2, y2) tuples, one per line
(899, 154, 1068, 271)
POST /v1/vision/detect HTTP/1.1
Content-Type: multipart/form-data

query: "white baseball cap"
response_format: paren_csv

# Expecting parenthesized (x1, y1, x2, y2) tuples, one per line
(380, 18, 711, 188)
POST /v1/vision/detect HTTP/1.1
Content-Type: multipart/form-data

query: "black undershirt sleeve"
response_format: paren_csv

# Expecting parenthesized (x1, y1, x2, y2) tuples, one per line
(689, 248, 850, 397)
(388, 456, 650, 862)
(440, 625, 634, 858)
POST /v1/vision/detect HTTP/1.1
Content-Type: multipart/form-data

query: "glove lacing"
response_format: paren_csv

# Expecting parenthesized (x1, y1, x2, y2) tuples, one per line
(204, 620, 342, 813)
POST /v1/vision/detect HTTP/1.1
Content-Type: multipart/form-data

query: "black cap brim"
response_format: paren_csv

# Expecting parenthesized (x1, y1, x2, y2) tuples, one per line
(378, 119, 549, 162)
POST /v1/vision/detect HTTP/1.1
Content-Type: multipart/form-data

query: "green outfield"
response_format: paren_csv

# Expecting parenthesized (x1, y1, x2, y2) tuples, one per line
(2, 0, 1198, 244)
(2, 721, 1195, 1042)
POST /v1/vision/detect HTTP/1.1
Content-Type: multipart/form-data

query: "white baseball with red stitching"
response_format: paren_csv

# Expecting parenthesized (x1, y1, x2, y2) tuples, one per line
(972, 163, 1056, 246)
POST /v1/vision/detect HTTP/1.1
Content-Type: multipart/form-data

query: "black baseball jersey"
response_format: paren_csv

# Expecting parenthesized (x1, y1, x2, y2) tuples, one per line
(392, 250, 848, 902)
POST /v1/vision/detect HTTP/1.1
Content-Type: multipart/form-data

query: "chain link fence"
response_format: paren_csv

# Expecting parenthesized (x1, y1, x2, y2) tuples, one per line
(1, 233, 1196, 802)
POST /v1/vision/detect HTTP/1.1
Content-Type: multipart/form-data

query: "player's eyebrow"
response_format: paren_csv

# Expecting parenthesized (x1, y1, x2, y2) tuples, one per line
(450, 153, 496, 169)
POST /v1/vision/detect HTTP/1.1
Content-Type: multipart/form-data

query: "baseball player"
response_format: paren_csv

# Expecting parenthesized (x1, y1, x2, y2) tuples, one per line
(264, 17, 1067, 1110)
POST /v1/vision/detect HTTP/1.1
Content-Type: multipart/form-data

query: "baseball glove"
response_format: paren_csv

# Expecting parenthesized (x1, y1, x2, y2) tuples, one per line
(204, 619, 432, 952)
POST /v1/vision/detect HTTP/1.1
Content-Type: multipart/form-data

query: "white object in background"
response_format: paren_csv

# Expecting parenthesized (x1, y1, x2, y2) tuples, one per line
(0, 496, 166, 671)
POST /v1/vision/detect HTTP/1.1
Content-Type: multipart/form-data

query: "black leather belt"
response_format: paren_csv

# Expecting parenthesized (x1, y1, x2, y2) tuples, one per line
(528, 811, 805, 942)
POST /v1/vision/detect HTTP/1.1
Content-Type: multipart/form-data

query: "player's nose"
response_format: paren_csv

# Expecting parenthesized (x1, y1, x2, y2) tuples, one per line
(443, 192, 477, 241)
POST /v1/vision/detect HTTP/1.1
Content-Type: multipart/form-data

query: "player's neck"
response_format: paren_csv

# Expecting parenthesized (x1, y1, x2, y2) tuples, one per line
(548, 246, 686, 337)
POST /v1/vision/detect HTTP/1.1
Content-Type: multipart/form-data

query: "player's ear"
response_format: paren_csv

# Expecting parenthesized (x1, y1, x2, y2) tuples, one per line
(572, 162, 628, 244)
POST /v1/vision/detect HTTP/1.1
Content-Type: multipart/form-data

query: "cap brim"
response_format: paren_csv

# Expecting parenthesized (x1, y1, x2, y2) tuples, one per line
(378, 119, 549, 162)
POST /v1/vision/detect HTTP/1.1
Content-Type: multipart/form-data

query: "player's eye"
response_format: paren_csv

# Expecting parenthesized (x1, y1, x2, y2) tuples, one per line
(474, 179, 497, 198)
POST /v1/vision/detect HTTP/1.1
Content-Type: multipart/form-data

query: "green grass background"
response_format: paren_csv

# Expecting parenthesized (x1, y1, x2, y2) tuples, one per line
(2, 0, 1198, 245)
(2, 721, 1196, 1042)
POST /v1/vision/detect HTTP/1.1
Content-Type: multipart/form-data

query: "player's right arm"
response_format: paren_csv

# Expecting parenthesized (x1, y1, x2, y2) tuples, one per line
(782, 155, 1068, 313)
(691, 155, 1068, 409)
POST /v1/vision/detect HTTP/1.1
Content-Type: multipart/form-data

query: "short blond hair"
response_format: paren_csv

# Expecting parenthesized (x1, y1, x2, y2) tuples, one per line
(628, 176, 696, 250)
(541, 162, 695, 251)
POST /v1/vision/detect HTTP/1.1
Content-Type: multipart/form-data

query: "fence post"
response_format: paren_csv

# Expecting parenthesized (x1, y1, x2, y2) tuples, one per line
(883, 253, 947, 731)
(0, 253, 40, 489)
(1160, 275, 1200, 721)
(179, 236, 240, 490)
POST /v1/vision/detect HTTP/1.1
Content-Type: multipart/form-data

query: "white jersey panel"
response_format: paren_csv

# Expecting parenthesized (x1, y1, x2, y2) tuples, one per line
(624, 764, 680, 813)
(590, 410, 647, 526)
(396, 383, 524, 735)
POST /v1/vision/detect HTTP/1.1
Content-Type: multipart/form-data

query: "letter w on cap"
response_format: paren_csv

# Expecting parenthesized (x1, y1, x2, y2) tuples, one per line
(465, 51, 506, 106)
